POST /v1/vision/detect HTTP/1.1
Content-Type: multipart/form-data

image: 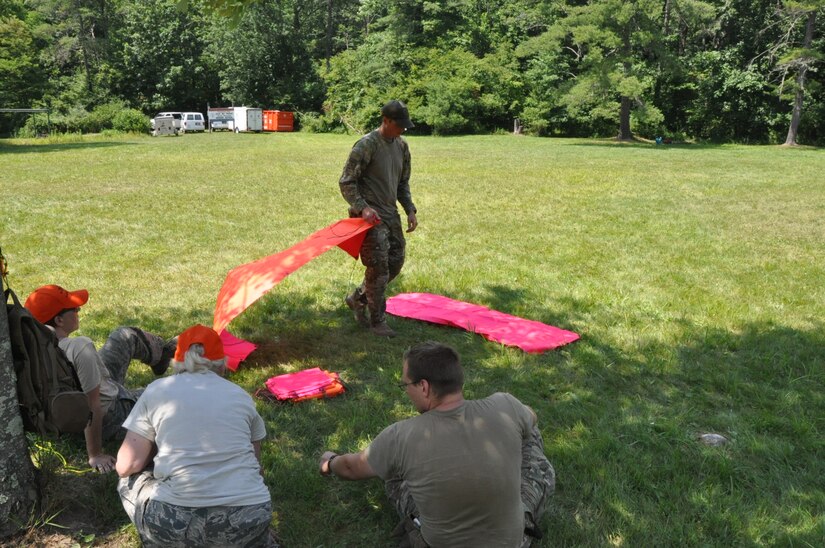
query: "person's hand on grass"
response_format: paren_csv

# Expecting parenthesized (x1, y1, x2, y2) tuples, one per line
(89, 453, 116, 474)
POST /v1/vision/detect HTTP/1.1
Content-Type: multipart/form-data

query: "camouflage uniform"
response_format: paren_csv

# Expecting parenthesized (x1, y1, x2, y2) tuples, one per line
(384, 425, 555, 548)
(96, 326, 169, 440)
(340, 129, 415, 326)
(520, 425, 556, 546)
(61, 326, 168, 440)
(118, 471, 273, 547)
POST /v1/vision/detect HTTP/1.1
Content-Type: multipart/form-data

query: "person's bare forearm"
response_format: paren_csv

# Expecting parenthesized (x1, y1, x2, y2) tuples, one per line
(319, 450, 377, 481)
(84, 387, 116, 472)
(84, 413, 104, 459)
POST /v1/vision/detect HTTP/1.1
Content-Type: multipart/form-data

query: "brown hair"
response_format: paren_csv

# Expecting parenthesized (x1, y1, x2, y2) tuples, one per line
(403, 341, 463, 397)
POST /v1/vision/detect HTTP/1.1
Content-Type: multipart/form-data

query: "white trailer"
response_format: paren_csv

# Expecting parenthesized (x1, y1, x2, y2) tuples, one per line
(233, 107, 263, 133)
(207, 107, 234, 132)
(152, 116, 179, 136)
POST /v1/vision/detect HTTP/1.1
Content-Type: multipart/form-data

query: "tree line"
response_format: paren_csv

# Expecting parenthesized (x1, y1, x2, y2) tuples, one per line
(1, 0, 822, 144)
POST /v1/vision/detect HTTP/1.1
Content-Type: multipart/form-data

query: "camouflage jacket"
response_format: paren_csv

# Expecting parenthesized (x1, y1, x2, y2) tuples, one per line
(339, 129, 415, 220)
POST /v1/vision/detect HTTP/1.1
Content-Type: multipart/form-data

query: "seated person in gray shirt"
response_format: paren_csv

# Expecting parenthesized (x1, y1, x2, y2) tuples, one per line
(319, 341, 555, 547)
(25, 284, 175, 473)
(116, 324, 274, 547)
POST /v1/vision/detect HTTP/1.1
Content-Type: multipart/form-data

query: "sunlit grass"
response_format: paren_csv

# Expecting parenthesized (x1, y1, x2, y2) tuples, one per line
(1, 133, 823, 546)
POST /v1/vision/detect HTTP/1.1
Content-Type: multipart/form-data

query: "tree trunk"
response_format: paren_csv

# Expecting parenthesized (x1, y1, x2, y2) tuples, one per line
(0, 276, 39, 539)
(618, 96, 633, 140)
(325, 0, 334, 72)
(784, 10, 816, 146)
(75, 11, 95, 94)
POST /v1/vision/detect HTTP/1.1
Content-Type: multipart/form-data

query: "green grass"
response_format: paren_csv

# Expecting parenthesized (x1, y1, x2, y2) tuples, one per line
(1, 133, 824, 546)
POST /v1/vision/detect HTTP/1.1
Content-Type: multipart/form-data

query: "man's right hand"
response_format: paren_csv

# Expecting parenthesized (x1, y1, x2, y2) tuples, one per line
(319, 451, 338, 476)
(89, 453, 116, 474)
(361, 206, 381, 224)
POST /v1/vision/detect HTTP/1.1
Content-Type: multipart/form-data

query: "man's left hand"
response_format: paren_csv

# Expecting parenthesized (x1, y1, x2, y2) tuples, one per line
(406, 212, 418, 233)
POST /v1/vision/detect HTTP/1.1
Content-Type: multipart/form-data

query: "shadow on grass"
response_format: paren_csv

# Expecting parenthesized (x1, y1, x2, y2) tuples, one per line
(563, 140, 729, 151)
(538, 317, 825, 546)
(483, 284, 586, 332)
(35, 289, 825, 546)
(0, 140, 136, 154)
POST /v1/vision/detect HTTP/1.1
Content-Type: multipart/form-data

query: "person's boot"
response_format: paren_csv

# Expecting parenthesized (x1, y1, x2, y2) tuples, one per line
(521, 510, 542, 547)
(370, 321, 397, 338)
(345, 290, 370, 328)
(151, 336, 177, 376)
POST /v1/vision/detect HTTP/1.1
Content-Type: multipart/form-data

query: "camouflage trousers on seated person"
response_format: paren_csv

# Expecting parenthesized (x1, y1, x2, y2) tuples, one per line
(96, 326, 171, 440)
(99, 326, 168, 383)
(520, 425, 556, 546)
(100, 384, 143, 441)
(118, 470, 273, 548)
(384, 425, 555, 548)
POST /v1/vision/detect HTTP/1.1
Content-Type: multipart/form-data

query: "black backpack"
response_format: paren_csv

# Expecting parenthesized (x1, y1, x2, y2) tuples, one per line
(5, 287, 91, 435)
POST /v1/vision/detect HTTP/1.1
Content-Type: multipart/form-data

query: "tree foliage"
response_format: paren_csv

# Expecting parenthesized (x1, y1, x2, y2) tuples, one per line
(0, 15, 45, 107)
(1, 0, 824, 144)
(109, 0, 220, 112)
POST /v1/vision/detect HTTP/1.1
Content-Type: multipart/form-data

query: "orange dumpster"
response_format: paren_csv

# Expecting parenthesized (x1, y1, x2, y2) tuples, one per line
(263, 110, 294, 132)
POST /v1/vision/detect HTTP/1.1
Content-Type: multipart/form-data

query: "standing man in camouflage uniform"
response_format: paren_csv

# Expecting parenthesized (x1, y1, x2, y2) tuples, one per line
(319, 342, 555, 547)
(116, 325, 275, 547)
(340, 100, 418, 338)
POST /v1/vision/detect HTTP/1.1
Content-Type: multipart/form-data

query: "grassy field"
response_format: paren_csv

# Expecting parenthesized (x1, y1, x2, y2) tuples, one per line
(1, 132, 823, 547)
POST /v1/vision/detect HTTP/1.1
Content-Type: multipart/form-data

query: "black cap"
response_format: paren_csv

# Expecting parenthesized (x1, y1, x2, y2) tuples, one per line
(381, 100, 414, 129)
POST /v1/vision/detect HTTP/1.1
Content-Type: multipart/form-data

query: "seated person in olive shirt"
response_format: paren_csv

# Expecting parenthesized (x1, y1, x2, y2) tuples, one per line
(319, 341, 555, 547)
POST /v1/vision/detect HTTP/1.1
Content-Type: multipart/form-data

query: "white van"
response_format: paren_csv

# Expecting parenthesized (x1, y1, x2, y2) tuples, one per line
(181, 112, 205, 132)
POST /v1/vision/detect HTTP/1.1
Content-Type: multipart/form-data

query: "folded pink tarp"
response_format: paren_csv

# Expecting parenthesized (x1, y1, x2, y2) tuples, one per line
(264, 367, 343, 400)
(386, 292, 580, 353)
(219, 329, 258, 372)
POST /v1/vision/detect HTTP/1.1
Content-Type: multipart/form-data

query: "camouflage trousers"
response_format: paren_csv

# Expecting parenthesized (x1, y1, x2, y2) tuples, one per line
(98, 326, 164, 440)
(118, 471, 272, 548)
(385, 425, 555, 548)
(352, 215, 406, 326)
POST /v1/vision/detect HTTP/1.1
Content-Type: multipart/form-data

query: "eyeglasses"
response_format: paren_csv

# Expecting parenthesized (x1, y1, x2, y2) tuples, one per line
(396, 380, 421, 390)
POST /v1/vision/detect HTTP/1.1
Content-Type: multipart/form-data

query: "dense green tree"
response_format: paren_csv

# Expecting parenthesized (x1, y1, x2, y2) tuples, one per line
(0, 15, 46, 107)
(541, 0, 673, 139)
(27, 0, 115, 106)
(355, 0, 529, 54)
(774, 1, 824, 145)
(676, 0, 786, 142)
(2, 0, 823, 143)
(0, 1, 51, 134)
(649, 0, 716, 138)
(407, 45, 523, 134)
(322, 30, 410, 131)
(207, 0, 323, 109)
(109, 0, 219, 112)
(682, 49, 779, 142)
